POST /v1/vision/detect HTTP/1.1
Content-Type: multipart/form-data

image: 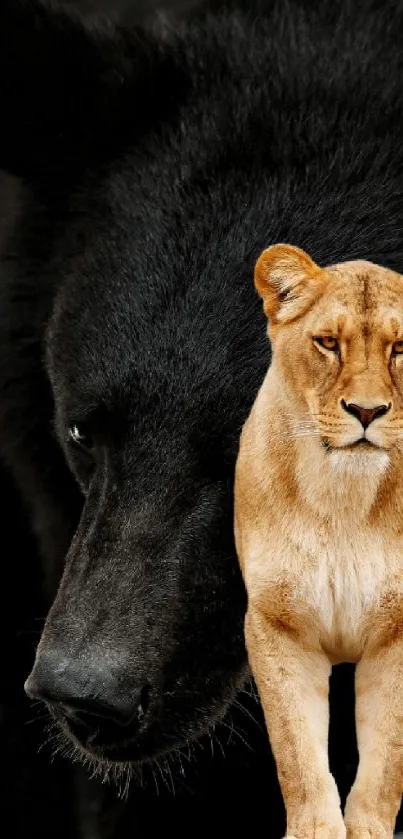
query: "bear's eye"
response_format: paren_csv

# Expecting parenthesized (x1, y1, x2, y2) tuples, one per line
(68, 424, 94, 451)
(314, 336, 339, 352)
(393, 340, 403, 355)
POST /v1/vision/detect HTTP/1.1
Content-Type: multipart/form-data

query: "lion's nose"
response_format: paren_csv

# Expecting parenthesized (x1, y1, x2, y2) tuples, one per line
(341, 400, 391, 429)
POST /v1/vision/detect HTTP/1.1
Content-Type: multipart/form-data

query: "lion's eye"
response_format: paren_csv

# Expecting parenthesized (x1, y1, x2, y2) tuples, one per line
(68, 424, 94, 451)
(314, 336, 339, 352)
(393, 340, 403, 355)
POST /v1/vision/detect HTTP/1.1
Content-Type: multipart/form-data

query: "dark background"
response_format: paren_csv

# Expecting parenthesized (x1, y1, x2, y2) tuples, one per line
(0, 2, 392, 835)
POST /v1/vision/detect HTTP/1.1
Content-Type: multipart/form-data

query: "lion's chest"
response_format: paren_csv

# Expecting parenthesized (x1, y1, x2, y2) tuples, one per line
(245, 514, 399, 662)
(290, 518, 389, 661)
(310, 529, 385, 659)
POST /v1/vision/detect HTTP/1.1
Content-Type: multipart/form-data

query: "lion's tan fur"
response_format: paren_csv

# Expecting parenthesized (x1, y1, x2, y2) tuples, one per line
(235, 244, 403, 839)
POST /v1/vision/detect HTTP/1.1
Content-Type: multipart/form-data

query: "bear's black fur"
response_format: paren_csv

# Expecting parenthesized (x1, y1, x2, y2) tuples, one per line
(2, 0, 403, 835)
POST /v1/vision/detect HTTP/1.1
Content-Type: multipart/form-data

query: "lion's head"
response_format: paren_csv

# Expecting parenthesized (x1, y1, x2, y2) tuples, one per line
(255, 244, 403, 473)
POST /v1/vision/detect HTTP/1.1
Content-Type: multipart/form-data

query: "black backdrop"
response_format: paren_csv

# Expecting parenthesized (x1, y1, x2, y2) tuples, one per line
(0, 1, 397, 835)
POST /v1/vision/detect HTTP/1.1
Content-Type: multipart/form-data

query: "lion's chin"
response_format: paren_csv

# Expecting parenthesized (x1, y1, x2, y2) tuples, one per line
(325, 442, 390, 477)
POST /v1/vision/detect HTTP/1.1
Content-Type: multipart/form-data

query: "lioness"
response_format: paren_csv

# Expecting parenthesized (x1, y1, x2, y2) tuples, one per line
(234, 244, 403, 839)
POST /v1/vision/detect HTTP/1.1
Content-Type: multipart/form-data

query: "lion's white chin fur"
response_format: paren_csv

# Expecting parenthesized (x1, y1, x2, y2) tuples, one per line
(328, 446, 390, 477)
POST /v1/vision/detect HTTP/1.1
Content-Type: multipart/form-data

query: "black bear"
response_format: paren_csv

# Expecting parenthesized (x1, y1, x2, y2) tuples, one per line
(1, 0, 402, 836)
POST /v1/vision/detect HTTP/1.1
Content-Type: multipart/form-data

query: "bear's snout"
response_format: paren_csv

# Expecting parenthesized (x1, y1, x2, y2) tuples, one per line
(25, 650, 154, 754)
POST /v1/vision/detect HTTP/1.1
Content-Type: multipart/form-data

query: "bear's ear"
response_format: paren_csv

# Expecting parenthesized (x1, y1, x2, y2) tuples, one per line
(254, 244, 324, 324)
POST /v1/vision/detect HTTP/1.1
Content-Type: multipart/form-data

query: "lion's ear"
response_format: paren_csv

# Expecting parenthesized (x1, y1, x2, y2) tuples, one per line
(254, 244, 324, 323)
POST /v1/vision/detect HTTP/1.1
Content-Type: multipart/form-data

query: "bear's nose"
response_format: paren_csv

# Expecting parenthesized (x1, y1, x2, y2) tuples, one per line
(341, 400, 391, 429)
(24, 650, 150, 729)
